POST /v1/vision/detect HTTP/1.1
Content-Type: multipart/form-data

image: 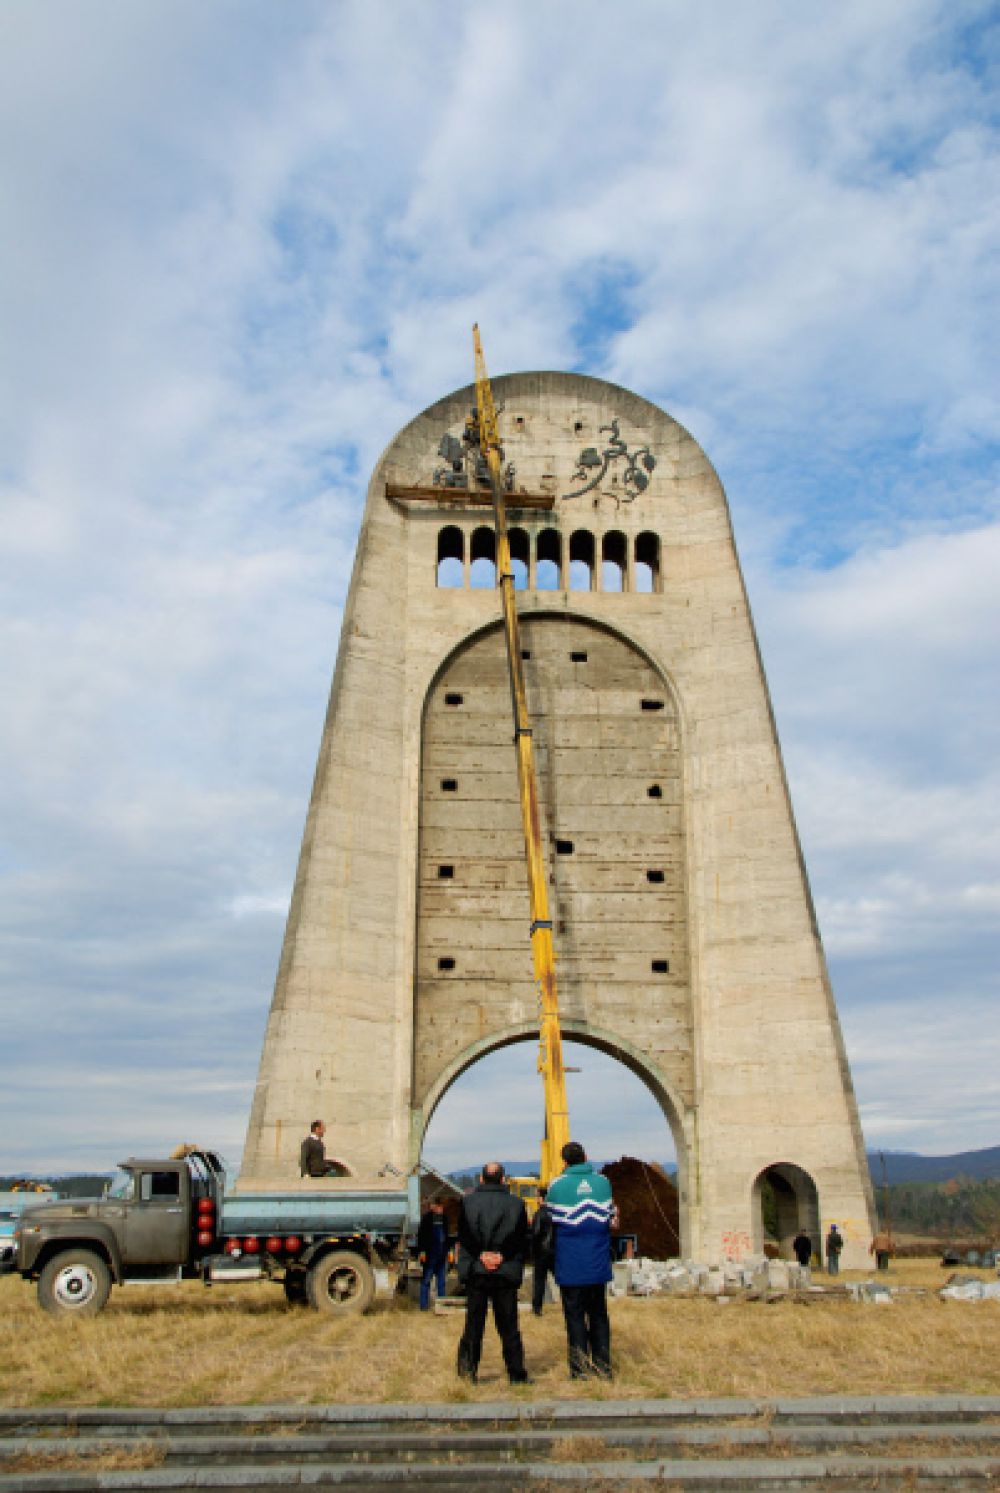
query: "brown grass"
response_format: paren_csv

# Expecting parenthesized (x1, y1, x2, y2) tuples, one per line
(0, 1444, 164, 1474)
(1, 1260, 998, 1409)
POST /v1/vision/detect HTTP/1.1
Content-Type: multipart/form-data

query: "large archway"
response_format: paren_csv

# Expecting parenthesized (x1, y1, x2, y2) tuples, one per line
(412, 611, 695, 1217)
(413, 1022, 691, 1257)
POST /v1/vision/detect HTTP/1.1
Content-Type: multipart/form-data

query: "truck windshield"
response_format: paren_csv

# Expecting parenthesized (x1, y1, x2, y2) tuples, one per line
(107, 1168, 135, 1201)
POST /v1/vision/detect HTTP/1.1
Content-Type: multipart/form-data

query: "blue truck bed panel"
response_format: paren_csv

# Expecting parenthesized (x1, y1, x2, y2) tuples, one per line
(220, 1190, 412, 1236)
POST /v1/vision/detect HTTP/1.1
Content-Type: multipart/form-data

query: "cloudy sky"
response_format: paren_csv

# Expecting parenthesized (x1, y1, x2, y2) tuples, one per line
(1, 1, 997, 1175)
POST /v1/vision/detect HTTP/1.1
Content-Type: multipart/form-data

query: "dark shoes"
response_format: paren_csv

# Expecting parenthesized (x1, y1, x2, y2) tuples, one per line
(509, 1373, 533, 1385)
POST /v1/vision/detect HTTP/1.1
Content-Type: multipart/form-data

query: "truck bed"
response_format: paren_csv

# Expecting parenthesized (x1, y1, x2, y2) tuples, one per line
(220, 1188, 412, 1236)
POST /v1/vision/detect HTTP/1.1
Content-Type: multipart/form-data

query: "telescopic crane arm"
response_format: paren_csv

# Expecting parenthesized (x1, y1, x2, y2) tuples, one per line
(472, 326, 571, 1186)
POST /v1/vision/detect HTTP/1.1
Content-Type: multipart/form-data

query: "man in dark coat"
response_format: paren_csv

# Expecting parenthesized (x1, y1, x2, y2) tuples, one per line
(826, 1223, 844, 1275)
(416, 1199, 450, 1310)
(299, 1120, 339, 1178)
(531, 1186, 554, 1315)
(792, 1229, 813, 1267)
(456, 1161, 530, 1384)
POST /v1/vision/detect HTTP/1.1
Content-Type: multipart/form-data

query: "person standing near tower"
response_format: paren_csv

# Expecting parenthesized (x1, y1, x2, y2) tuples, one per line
(531, 1185, 554, 1315)
(546, 1141, 615, 1379)
(826, 1223, 844, 1275)
(456, 1162, 530, 1384)
(416, 1199, 450, 1311)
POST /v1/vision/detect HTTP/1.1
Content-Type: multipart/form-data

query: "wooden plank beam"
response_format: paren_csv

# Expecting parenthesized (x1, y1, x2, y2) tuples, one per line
(386, 482, 555, 511)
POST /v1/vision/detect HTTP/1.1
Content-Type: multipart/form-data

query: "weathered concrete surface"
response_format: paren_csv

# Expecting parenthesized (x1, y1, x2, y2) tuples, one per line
(238, 371, 875, 1268)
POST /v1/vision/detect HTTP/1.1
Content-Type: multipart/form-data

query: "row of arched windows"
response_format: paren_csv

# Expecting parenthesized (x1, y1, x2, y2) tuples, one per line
(436, 526, 662, 594)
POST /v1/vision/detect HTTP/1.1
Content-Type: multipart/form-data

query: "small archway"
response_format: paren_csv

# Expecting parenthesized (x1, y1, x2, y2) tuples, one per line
(536, 528, 562, 590)
(635, 531, 660, 594)
(751, 1162, 820, 1261)
(508, 527, 530, 591)
(569, 530, 595, 591)
(602, 531, 627, 592)
(436, 526, 464, 588)
(470, 526, 497, 589)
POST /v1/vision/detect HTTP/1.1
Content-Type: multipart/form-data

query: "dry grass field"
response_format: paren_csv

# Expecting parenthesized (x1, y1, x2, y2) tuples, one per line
(1, 1260, 998, 1408)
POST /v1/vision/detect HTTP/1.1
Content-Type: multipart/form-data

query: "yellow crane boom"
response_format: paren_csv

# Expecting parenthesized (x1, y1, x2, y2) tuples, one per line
(472, 326, 571, 1185)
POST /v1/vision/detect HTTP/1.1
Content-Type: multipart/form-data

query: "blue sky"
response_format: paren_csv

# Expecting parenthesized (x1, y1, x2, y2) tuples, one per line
(1, 0, 997, 1174)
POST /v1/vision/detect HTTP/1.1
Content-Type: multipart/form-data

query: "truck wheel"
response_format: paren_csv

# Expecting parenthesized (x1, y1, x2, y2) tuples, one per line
(38, 1250, 112, 1318)
(306, 1250, 375, 1315)
(283, 1267, 308, 1306)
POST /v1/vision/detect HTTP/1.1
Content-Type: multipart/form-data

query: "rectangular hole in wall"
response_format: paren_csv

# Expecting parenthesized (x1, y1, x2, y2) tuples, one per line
(570, 651, 588, 663)
(641, 699, 665, 712)
(438, 865, 454, 879)
(438, 956, 455, 971)
(555, 839, 574, 855)
(521, 649, 531, 660)
(558, 920, 567, 935)
(651, 959, 670, 974)
(647, 869, 665, 884)
(647, 784, 663, 799)
(441, 779, 458, 792)
(444, 693, 464, 706)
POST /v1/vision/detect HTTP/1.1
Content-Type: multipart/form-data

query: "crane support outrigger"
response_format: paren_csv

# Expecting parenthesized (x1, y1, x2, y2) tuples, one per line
(471, 327, 571, 1186)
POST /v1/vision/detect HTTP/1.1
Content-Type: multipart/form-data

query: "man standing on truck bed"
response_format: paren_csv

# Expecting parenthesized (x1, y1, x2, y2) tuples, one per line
(456, 1162, 530, 1384)
(547, 1141, 615, 1379)
(299, 1120, 340, 1179)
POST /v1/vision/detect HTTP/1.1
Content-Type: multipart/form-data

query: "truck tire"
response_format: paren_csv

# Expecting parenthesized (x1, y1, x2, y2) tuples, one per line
(283, 1266, 308, 1306)
(38, 1249, 112, 1318)
(306, 1250, 375, 1316)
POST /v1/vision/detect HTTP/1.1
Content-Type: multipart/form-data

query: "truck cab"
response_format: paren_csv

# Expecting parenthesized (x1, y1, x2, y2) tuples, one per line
(4, 1153, 225, 1315)
(101, 1160, 194, 1266)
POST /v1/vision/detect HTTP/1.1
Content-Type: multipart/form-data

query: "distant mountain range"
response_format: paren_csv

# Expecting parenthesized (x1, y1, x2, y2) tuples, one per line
(457, 1147, 1000, 1188)
(867, 1146, 1000, 1186)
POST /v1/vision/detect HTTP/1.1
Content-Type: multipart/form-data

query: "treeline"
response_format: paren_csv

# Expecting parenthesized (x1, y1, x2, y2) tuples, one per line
(0, 1175, 110, 1198)
(882, 1177, 1000, 1238)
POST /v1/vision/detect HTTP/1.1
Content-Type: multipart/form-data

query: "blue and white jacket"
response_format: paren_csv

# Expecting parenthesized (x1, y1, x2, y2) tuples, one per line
(546, 1162, 614, 1286)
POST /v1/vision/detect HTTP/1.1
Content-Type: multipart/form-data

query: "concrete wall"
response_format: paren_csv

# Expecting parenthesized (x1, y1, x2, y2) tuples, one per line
(238, 371, 875, 1267)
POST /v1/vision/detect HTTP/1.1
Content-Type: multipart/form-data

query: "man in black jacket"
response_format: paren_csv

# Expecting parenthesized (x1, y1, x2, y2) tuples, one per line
(531, 1186, 554, 1315)
(456, 1162, 530, 1384)
(416, 1200, 450, 1311)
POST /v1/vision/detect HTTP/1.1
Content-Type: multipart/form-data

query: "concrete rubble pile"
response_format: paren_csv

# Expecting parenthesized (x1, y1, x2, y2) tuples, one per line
(610, 1254, 814, 1298)
(939, 1273, 1000, 1302)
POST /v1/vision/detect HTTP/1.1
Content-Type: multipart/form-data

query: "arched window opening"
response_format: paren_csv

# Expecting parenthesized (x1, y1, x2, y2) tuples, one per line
(602, 531, 627, 593)
(635, 531, 660, 594)
(470, 526, 497, 590)
(420, 1038, 681, 1258)
(436, 525, 464, 588)
(751, 1163, 820, 1262)
(536, 528, 562, 591)
(508, 527, 529, 592)
(569, 530, 595, 592)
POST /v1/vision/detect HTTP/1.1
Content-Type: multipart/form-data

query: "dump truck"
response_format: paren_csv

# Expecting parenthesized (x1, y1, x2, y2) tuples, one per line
(1, 1148, 420, 1318)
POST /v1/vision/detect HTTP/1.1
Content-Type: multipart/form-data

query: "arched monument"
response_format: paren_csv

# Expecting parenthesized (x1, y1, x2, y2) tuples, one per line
(238, 371, 875, 1268)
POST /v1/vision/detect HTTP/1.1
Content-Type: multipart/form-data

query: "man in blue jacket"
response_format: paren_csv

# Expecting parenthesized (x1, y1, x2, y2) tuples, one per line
(546, 1140, 615, 1378)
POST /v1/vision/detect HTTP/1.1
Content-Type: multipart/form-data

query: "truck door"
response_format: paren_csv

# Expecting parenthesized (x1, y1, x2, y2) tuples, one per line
(123, 1169, 188, 1266)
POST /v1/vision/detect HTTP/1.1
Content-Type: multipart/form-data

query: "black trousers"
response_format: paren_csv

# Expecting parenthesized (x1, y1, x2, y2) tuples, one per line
(532, 1257, 551, 1313)
(457, 1275, 527, 1382)
(560, 1282, 612, 1377)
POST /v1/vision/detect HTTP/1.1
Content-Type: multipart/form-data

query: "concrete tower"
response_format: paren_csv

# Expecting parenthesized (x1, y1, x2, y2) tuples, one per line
(239, 372, 875, 1268)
